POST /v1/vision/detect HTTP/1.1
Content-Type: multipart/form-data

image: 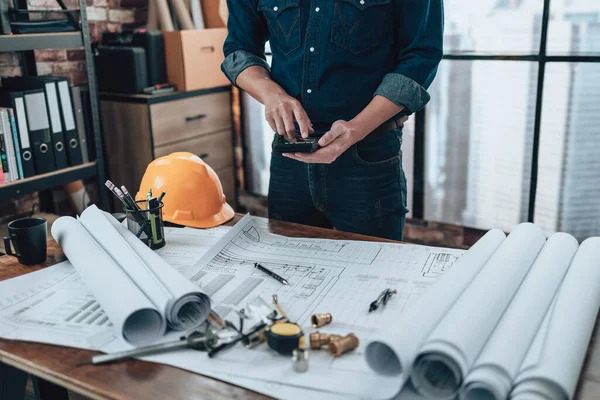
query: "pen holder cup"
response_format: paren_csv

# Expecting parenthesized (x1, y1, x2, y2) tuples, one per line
(124, 200, 166, 250)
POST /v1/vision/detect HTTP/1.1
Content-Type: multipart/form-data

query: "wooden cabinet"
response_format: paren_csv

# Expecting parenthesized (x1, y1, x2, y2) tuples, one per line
(100, 87, 236, 211)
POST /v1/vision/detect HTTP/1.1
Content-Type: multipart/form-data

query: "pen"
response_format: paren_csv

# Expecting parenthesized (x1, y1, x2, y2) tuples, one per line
(147, 189, 159, 244)
(105, 181, 129, 209)
(121, 185, 140, 211)
(156, 191, 166, 204)
(254, 263, 289, 285)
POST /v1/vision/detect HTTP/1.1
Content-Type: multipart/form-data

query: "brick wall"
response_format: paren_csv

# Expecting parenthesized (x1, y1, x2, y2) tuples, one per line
(0, 0, 144, 218)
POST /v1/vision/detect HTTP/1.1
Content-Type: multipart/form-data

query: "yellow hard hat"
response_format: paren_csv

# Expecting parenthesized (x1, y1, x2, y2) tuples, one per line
(136, 152, 234, 228)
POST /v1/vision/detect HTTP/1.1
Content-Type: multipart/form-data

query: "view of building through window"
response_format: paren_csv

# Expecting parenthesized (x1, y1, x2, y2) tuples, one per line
(425, 0, 600, 240)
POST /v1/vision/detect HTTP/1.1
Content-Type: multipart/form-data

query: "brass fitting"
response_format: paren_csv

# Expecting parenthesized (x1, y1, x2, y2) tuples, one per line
(329, 333, 359, 358)
(311, 313, 333, 328)
(309, 332, 342, 349)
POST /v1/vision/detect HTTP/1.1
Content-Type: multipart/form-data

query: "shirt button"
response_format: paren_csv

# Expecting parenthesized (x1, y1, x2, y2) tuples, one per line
(315, 7, 320, 12)
(310, 47, 315, 52)
(360, 0, 364, 3)
(273, 6, 278, 11)
(307, 89, 312, 94)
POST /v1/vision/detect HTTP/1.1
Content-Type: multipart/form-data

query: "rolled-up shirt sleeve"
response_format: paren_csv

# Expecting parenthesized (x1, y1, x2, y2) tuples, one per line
(374, 0, 444, 113)
(221, 0, 270, 86)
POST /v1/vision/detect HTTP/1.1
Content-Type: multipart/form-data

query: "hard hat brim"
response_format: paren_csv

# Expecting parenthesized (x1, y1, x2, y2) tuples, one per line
(167, 201, 236, 229)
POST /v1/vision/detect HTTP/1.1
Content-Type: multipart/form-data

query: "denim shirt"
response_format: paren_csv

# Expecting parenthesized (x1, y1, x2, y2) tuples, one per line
(221, 0, 443, 126)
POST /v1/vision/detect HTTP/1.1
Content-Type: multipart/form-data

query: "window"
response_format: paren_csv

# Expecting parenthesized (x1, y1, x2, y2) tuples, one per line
(547, 0, 600, 56)
(535, 63, 600, 240)
(425, 61, 537, 232)
(444, 0, 543, 55)
(421, 0, 600, 239)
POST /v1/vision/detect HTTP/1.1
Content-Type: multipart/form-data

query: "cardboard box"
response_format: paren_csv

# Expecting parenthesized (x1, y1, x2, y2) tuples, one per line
(163, 28, 230, 92)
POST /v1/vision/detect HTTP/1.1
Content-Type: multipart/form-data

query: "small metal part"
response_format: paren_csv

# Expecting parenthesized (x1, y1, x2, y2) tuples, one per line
(369, 288, 398, 312)
(244, 324, 268, 349)
(208, 310, 226, 328)
(329, 333, 359, 358)
(311, 313, 333, 328)
(236, 308, 250, 320)
(309, 332, 342, 349)
(292, 348, 309, 373)
(382, 289, 398, 306)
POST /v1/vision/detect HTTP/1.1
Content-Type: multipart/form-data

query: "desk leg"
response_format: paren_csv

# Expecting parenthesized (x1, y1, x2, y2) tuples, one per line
(32, 376, 69, 400)
(0, 362, 28, 400)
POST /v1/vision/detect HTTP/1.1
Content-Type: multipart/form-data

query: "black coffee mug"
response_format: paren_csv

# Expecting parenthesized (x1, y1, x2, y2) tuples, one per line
(3, 217, 47, 265)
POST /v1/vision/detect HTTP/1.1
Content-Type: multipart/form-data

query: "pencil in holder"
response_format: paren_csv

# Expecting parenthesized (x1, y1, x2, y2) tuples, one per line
(124, 200, 166, 250)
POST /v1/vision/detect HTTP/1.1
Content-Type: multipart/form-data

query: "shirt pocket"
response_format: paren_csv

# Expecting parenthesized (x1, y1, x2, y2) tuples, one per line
(258, 0, 302, 55)
(331, 0, 392, 54)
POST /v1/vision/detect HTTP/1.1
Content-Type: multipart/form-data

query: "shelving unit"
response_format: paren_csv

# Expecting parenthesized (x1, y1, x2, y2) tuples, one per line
(0, 32, 83, 51)
(0, 0, 108, 210)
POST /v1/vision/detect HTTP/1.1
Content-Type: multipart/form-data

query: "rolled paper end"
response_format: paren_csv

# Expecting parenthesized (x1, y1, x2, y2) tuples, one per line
(412, 352, 463, 400)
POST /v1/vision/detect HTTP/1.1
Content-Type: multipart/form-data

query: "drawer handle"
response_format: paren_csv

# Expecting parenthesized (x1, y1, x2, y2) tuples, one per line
(200, 46, 215, 53)
(186, 113, 207, 122)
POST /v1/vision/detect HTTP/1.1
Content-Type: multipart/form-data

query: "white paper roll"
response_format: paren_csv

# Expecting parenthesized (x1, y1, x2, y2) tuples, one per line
(365, 228, 506, 393)
(51, 217, 166, 345)
(461, 232, 579, 400)
(412, 223, 547, 399)
(102, 211, 211, 331)
(511, 237, 600, 400)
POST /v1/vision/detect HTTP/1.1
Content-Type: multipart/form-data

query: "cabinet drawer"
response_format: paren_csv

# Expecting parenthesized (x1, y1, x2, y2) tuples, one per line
(216, 166, 235, 208)
(150, 91, 232, 147)
(153, 129, 233, 171)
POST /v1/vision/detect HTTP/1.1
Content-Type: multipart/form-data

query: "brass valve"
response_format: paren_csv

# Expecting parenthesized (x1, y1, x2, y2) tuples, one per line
(329, 333, 359, 358)
(311, 313, 333, 328)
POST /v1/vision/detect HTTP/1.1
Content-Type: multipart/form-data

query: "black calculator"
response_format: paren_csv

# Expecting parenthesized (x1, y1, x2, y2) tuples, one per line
(272, 134, 321, 153)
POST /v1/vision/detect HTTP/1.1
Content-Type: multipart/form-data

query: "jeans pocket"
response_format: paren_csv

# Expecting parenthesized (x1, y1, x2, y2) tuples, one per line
(331, 0, 392, 54)
(352, 128, 402, 166)
(258, 0, 302, 55)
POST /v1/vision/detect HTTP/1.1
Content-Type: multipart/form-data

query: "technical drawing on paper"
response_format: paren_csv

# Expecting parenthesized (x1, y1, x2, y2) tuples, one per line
(0, 263, 117, 350)
(231, 223, 381, 265)
(421, 253, 459, 278)
(184, 215, 467, 392)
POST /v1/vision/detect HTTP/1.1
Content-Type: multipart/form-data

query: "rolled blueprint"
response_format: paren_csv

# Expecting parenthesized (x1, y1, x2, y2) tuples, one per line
(461, 232, 579, 400)
(101, 211, 211, 331)
(77, 206, 210, 332)
(52, 216, 166, 345)
(365, 228, 506, 390)
(53, 205, 211, 345)
(511, 237, 600, 400)
(411, 223, 547, 400)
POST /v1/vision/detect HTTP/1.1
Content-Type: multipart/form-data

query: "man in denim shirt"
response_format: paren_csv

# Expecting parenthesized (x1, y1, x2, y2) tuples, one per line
(221, 0, 443, 240)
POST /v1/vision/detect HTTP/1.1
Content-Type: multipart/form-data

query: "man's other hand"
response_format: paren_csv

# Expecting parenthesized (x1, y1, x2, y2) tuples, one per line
(264, 92, 314, 140)
(283, 120, 364, 164)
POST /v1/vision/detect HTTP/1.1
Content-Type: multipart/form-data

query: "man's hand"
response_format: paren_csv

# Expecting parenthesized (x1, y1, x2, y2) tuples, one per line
(264, 92, 314, 140)
(283, 120, 365, 164)
(235, 66, 314, 140)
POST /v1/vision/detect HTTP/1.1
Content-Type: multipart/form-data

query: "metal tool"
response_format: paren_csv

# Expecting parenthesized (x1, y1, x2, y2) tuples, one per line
(369, 288, 398, 312)
(79, 329, 218, 366)
(208, 321, 268, 358)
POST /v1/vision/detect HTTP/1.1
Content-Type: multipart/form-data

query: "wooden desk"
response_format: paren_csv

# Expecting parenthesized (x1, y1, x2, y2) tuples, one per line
(1, 215, 599, 400)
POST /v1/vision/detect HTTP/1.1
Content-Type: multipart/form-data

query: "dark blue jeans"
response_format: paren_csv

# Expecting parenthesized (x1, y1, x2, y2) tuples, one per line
(268, 128, 409, 241)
